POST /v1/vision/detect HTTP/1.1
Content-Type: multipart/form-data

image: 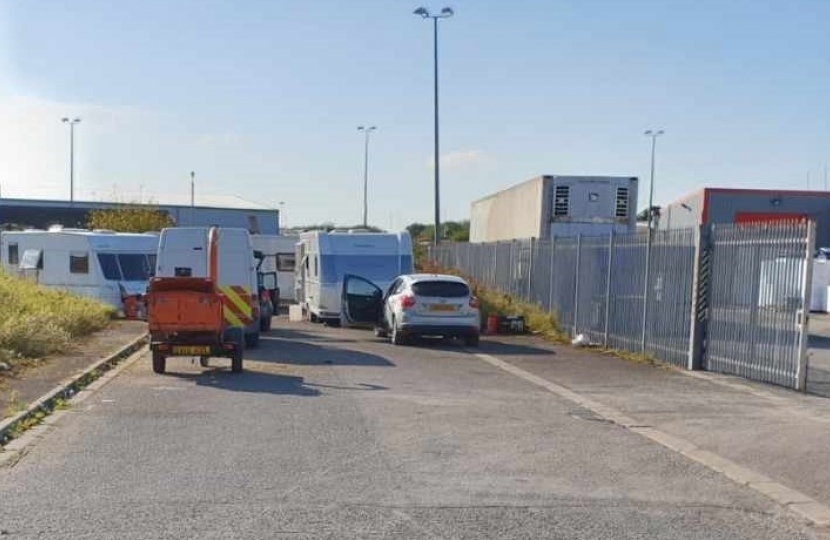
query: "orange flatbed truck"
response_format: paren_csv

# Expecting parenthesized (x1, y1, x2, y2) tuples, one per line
(146, 227, 246, 374)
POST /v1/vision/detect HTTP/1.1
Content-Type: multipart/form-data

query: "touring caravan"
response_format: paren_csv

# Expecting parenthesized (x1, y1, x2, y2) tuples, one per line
(0, 227, 159, 311)
(251, 234, 298, 303)
(295, 230, 413, 324)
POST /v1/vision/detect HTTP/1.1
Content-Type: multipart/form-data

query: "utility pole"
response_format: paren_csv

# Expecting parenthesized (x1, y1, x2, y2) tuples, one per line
(190, 171, 195, 226)
(642, 129, 665, 352)
(61, 117, 81, 205)
(357, 126, 377, 228)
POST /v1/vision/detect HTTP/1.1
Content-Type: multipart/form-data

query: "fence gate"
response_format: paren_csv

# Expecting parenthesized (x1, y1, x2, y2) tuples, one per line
(703, 221, 815, 389)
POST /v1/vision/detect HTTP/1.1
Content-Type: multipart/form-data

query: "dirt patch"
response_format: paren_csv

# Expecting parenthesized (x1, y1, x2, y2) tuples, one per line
(0, 320, 147, 418)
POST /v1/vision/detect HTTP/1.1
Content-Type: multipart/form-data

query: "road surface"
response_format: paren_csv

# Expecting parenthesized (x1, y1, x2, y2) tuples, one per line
(0, 319, 825, 539)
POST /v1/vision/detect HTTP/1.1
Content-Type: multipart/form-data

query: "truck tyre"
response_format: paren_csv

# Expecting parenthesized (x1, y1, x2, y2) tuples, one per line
(152, 352, 167, 374)
(199, 356, 209, 367)
(231, 345, 243, 373)
(464, 334, 480, 348)
(245, 329, 260, 348)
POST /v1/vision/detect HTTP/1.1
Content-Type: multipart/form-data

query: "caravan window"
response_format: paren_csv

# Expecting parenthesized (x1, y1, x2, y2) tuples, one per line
(20, 249, 43, 270)
(7, 243, 19, 265)
(97, 254, 121, 280)
(276, 253, 295, 272)
(70, 252, 89, 274)
(118, 254, 153, 281)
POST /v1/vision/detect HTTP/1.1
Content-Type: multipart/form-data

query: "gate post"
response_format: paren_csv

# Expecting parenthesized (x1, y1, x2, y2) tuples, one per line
(687, 225, 712, 370)
(527, 238, 535, 302)
(796, 220, 816, 391)
(604, 231, 615, 348)
(548, 236, 556, 314)
(573, 234, 583, 336)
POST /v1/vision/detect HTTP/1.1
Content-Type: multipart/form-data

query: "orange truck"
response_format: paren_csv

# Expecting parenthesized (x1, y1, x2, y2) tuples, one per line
(147, 226, 259, 374)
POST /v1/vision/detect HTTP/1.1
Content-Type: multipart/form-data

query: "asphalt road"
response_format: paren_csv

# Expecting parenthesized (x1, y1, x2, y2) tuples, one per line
(1, 319, 826, 539)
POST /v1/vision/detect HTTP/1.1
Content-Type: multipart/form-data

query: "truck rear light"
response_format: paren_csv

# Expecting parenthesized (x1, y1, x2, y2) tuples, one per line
(469, 296, 480, 309)
(401, 295, 416, 310)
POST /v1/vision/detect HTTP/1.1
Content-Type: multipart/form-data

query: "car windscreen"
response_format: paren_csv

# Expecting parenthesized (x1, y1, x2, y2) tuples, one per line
(412, 281, 470, 298)
(118, 253, 153, 281)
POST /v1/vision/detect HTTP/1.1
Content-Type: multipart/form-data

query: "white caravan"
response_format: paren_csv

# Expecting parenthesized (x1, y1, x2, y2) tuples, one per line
(251, 234, 298, 303)
(0, 227, 159, 311)
(295, 230, 413, 323)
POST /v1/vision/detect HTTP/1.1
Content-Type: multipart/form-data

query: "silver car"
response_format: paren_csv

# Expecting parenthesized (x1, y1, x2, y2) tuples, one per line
(341, 273, 481, 346)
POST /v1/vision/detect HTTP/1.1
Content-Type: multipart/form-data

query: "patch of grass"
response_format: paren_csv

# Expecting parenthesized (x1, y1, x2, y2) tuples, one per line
(0, 271, 115, 369)
(3, 390, 26, 417)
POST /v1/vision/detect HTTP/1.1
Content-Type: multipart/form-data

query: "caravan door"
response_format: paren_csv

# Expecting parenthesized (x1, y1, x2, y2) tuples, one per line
(341, 274, 383, 326)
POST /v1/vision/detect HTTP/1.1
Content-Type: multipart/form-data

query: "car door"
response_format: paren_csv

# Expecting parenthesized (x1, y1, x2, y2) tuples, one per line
(341, 274, 384, 326)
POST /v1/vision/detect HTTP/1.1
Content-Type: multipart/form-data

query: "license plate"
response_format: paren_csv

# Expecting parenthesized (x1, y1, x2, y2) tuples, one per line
(171, 346, 211, 356)
(429, 304, 457, 312)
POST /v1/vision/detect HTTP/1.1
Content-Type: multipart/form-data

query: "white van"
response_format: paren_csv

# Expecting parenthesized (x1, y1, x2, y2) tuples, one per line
(155, 227, 265, 347)
(295, 230, 413, 324)
(251, 234, 298, 303)
(0, 227, 159, 311)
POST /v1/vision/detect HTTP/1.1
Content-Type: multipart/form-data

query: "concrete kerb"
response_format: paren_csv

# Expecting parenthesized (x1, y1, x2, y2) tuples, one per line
(0, 332, 148, 448)
(474, 351, 830, 530)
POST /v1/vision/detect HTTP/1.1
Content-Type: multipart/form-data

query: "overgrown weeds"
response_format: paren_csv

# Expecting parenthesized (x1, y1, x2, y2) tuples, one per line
(0, 271, 114, 367)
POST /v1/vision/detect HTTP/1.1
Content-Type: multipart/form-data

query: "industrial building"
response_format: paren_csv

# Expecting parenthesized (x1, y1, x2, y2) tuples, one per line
(0, 195, 280, 234)
(469, 175, 639, 243)
(660, 188, 830, 247)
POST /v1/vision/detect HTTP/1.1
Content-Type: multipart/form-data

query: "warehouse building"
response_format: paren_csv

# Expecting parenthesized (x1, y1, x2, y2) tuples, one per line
(470, 175, 639, 242)
(660, 188, 830, 247)
(0, 195, 280, 234)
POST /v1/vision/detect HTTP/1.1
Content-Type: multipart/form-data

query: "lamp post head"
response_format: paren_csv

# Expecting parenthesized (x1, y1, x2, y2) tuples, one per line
(413, 6, 430, 17)
(440, 7, 454, 16)
(644, 129, 664, 137)
(62, 117, 69, 123)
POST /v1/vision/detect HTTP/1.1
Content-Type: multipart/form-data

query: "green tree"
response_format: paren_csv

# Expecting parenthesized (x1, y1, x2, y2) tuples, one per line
(87, 205, 175, 233)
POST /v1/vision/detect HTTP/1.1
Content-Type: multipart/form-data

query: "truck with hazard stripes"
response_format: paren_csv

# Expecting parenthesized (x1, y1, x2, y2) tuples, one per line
(147, 226, 266, 374)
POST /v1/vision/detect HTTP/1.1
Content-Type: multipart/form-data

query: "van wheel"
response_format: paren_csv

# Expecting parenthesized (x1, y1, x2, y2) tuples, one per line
(260, 315, 272, 332)
(229, 328, 244, 373)
(152, 352, 166, 374)
(245, 329, 260, 348)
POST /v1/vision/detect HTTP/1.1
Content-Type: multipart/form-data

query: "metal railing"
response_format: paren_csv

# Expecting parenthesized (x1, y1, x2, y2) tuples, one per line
(432, 221, 815, 390)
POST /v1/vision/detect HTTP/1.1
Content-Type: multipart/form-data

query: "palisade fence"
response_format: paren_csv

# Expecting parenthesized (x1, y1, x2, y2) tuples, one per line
(431, 221, 816, 391)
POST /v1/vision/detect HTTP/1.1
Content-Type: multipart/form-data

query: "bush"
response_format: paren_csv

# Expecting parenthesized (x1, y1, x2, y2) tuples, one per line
(0, 271, 114, 365)
(418, 259, 567, 342)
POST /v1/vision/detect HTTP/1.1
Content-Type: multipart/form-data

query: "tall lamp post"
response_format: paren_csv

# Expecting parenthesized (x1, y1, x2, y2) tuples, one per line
(190, 171, 196, 225)
(641, 129, 664, 352)
(413, 6, 453, 249)
(61, 117, 81, 205)
(357, 126, 377, 228)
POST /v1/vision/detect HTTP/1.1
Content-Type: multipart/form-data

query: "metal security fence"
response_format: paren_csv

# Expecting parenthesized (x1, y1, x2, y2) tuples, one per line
(432, 221, 815, 390)
(704, 222, 814, 389)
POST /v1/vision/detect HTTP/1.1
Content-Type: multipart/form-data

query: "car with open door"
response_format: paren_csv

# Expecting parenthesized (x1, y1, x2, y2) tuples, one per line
(341, 273, 481, 347)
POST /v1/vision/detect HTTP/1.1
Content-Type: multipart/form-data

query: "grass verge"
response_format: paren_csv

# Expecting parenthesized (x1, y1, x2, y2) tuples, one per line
(0, 270, 115, 368)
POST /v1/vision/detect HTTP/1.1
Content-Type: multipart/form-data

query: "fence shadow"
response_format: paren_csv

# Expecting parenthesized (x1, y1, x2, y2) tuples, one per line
(478, 338, 557, 356)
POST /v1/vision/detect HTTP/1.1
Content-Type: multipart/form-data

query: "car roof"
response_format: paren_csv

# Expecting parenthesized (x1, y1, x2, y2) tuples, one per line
(403, 273, 468, 284)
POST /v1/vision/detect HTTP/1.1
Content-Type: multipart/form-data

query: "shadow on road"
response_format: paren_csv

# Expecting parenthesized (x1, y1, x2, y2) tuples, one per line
(250, 331, 395, 367)
(165, 369, 322, 397)
(267, 326, 359, 344)
(478, 338, 557, 357)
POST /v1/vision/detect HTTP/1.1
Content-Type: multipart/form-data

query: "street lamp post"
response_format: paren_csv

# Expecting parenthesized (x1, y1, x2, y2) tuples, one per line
(61, 117, 81, 205)
(641, 129, 664, 352)
(414, 6, 453, 249)
(357, 126, 377, 228)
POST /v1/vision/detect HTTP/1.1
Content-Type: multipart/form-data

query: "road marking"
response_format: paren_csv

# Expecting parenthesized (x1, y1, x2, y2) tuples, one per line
(474, 352, 830, 528)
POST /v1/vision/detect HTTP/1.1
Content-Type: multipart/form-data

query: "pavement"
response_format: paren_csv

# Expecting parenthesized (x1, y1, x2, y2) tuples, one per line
(1, 318, 829, 539)
(0, 320, 148, 418)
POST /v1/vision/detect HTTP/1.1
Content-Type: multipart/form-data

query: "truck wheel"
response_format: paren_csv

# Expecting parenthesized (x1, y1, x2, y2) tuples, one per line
(245, 329, 260, 348)
(231, 345, 243, 373)
(152, 352, 167, 374)
(199, 356, 209, 367)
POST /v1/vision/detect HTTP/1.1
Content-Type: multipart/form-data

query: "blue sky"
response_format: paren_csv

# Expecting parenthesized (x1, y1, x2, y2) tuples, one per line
(1, 0, 829, 229)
